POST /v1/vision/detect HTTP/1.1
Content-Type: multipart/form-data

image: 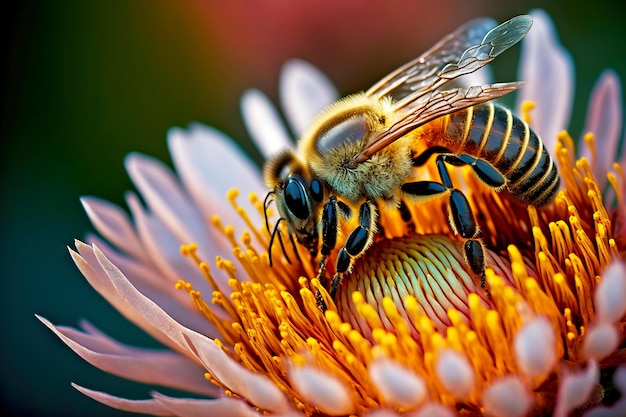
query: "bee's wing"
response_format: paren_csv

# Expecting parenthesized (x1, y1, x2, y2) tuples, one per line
(357, 15, 533, 161)
(357, 82, 523, 160)
(366, 15, 532, 110)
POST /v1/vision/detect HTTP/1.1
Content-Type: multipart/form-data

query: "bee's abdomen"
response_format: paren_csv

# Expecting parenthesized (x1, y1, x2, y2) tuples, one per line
(443, 103, 559, 206)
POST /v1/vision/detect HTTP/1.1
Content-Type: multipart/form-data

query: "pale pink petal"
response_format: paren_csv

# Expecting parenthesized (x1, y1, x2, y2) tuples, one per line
(124, 154, 219, 255)
(152, 392, 263, 417)
(241, 89, 294, 159)
(585, 366, 626, 417)
(369, 359, 428, 408)
(167, 123, 266, 228)
(72, 383, 172, 416)
(435, 349, 475, 399)
(554, 361, 599, 417)
(582, 322, 620, 361)
(125, 191, 228, 295)
(580, 70, 623, 185)
(89, 242, 290, 414)
(81, 196, 149, 264)
(594, 260, 626, 323)
(288, 365, 354, 415)
(279, 59, 339, 137)
(83, 234, 224, 338)
(517, 9, 574, 153)
(182, 331, 290, 413)
(85, 232, 192, 305)
(37, 315, 217, 396)
(70, 242, 180, 350)
(482, 376, 533, 417)
(406, 403, 457, 417)
(90, 244, 287, 413)
(514, 316, 557, 378)
(91, 243, 206, 354)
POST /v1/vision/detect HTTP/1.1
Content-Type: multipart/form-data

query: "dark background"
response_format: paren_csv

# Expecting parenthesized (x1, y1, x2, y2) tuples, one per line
(2, 1, 625, 416)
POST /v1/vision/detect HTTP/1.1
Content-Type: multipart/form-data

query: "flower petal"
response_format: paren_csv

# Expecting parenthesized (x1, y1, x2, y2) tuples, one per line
(37, 315, 217, 396)
(124, 153, 217, 254)
(553, 361, 599, 417)
(71, 383, 171, 416)
(70, 241, 181, 350)
(279, 59, 339, 137)
(482, 376, 533, 417)
(125, 191, 228, 294)
(152, 392, 267, 417)
(183, 331, 291, 413)
(513, 316, 557, 378)
(582, 322, 620, 361)
(288, 365, 354, 416)
(89, 243, 290, 412)
(91, 243, 204, 354)
(167, 123, 266, 227)
(241, 89, 294, 159)
(517, 9, 574, 152)
(580, 70, 623, 184)
(594, 260, 626, 323)
(369, 359, 428, 408)
(435, 349, 475, 399)
(81, 196, 149, 264)
(82, 235, 224, 337)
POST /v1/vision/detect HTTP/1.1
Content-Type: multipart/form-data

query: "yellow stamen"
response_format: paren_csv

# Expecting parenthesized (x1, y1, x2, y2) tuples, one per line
(520, 100, 536, 124)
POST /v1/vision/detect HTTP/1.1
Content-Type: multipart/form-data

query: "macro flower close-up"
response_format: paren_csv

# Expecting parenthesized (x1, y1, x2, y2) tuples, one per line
(28, 7, 626, 417)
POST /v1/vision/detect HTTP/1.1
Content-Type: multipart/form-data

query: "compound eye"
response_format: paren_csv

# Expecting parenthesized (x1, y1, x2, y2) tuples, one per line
(284, 177, 309, 220)
(309, 179, 323, 202)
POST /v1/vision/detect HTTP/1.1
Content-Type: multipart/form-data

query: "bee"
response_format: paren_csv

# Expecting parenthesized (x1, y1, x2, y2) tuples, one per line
(263, 15, 559, 307)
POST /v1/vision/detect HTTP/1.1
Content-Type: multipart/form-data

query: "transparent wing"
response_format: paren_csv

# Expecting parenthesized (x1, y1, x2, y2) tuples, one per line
(366, 15, 532, 111)
(366, 17, 496, 100)
(357, 82, 524, 161)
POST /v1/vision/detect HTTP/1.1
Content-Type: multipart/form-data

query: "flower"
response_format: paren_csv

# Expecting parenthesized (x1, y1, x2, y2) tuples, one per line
(39, 9, 626, 417)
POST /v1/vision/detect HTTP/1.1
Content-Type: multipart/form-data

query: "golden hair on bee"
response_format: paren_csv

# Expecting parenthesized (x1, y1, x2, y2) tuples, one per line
(298, 94, 413, 203)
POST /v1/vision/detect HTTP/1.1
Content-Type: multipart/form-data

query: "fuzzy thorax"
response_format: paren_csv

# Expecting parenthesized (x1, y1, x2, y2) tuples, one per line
(310, 136, 414, 203)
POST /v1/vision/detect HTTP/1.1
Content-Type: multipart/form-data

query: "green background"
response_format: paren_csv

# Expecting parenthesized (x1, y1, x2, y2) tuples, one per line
(2, 1, 625, 416)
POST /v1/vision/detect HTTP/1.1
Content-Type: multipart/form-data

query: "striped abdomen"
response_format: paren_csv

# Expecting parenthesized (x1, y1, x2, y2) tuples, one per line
(432, 103, 560, 206)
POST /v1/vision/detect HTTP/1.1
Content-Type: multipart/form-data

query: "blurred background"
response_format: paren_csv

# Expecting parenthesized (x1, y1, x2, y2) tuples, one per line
(1, 1, 625, 416)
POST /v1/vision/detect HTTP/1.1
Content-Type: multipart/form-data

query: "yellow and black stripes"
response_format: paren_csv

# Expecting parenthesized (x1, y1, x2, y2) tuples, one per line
(442, 103, 559, 206)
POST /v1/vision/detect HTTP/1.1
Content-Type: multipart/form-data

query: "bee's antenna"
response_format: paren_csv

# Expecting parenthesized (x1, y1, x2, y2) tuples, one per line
(268, 217, 291, 266)
(263, 191, 275, 235)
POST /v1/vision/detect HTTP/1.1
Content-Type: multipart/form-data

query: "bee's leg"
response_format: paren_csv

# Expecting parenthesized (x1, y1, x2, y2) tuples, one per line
(316, 196, 351, 309)
(398, 199, 415, 232)
(436, 154, 505, 292)
(437, 154, 507, 189)
(412, 146, 451, 167)
(437, 153, 506, 294)
(326, 200, 378, 307)
(400, 153, 500, 294)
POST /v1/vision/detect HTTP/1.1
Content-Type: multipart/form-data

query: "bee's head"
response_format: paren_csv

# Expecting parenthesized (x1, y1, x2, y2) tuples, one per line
(264, 150, 324, 256)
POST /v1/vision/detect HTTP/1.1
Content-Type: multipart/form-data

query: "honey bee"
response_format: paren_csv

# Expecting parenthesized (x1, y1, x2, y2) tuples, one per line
(263, 15, 559, 307)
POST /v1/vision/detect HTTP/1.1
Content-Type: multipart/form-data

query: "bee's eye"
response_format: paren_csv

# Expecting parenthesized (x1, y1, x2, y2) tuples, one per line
(317, 114, 369, 153)
(309, 179, 323, 202)
(284, 177, 309, 219)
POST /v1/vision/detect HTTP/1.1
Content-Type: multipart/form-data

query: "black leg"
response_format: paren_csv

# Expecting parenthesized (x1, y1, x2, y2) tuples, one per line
(402, 153, 505, 295)
(323, 200, 377, 309)
(316, 196, 352, 310)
